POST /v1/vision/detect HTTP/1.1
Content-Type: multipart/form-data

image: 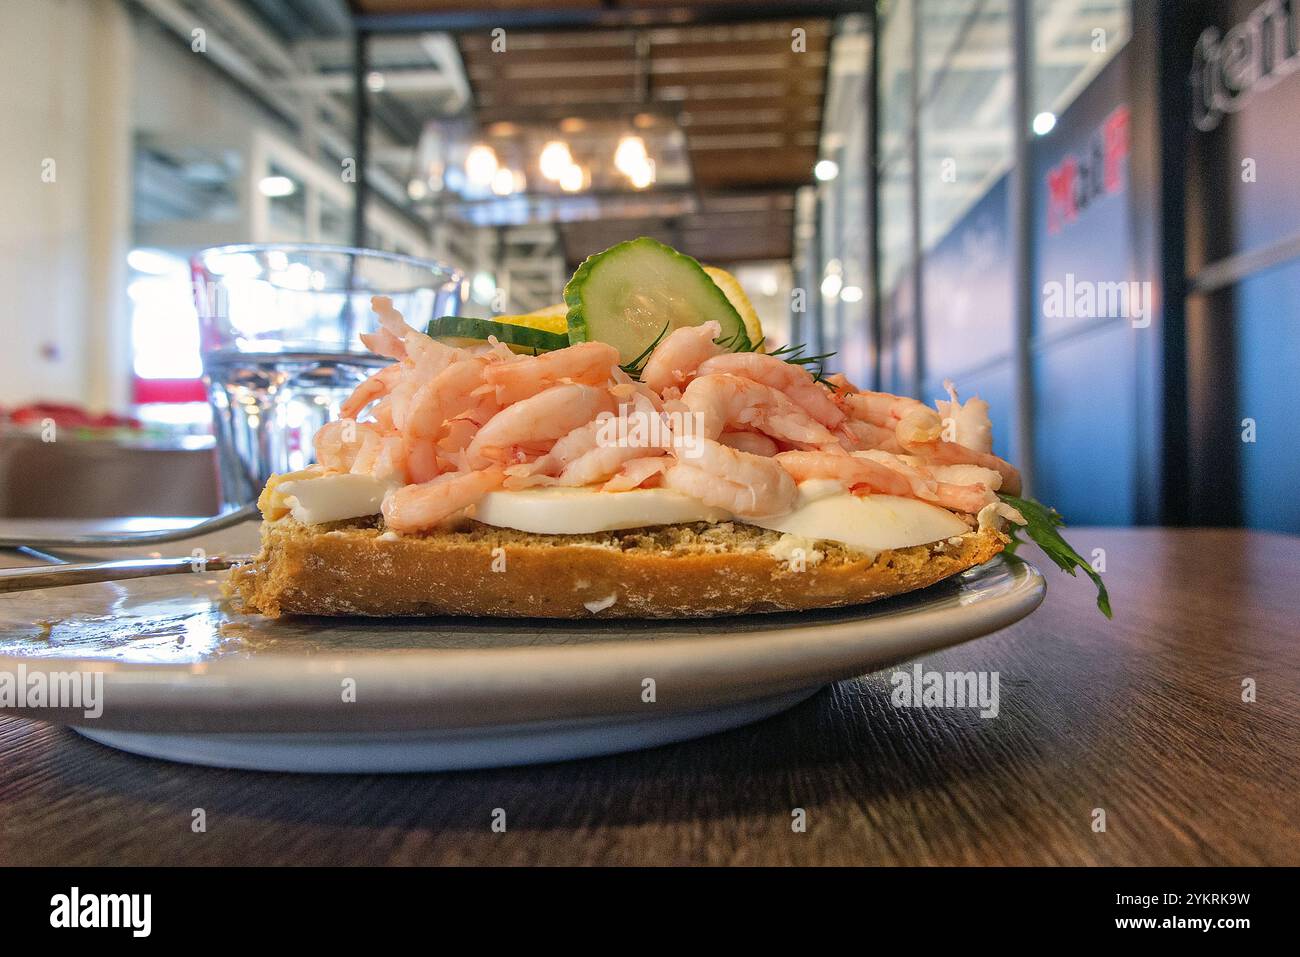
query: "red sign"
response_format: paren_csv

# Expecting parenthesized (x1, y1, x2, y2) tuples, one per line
(1046, 105, 1130, 234)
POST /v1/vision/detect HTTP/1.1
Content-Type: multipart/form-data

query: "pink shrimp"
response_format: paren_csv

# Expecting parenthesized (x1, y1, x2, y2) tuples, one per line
(602, 457, 671, 492)
(483, 341, 619, 406)
(344, 430, 408, 484)
(528, 417, 607, 476)
(890, 397, 1022, 495)
(697, 352, 844, 429)
(403, 437, 441, 485)
(823, 372, 860, 393)
(404, 356, 494, 440)
(855, 450, 1000, 513)
(368, 434, 409, 485)
(934, 380, 993, 453)
(662, 438, 797, 517)
(838, 386, 1020, 493)
(369, 401, 395, 431)
(835, 418, 904, 454)
(774, 450, 914, 497)
(897, 432, 1023, 496)
(340, 363, 402, 419)
(435, 417, 481, 457)
(501, 462, 559, 490)
(839, 390, 935, 430)
(718, 431, 779, 457)
(529, 394, 668, 477)
(360, 326, 406, 360)
(381, 466, 506, 533)
(639, 321, 724, 393)
(358, 296, 412, 360)
(366, 296, 460, 375)
(466, 383, 616, 465)
(680, 373, 838, 447)
(314, 418, 376, 471)
(610, 365, 665, 410)
(347, 430, 382, 475)
(558, 445, 666, 487)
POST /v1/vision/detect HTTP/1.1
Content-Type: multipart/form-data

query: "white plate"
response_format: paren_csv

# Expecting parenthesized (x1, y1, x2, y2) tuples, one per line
(0, 556, 1044, 772)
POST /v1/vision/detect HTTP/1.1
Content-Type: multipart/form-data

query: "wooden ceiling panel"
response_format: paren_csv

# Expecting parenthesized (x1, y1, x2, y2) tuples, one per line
(443, 12, 831, 260)
(354, 1, 602, 14)
(559, 190, 795, 266)
(690, 150, 817, 189)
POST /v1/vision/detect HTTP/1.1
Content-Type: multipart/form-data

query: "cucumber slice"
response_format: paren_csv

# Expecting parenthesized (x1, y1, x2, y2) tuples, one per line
(565, 237, 751, 364)
(426, 316, 568, 354)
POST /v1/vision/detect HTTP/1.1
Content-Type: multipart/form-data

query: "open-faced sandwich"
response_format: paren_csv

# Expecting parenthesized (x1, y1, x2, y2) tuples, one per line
(233, 238, 1108, 619)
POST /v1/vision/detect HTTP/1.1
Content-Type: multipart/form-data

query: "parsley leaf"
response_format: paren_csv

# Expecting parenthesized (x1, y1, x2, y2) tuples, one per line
(999, 494, 1112, 619)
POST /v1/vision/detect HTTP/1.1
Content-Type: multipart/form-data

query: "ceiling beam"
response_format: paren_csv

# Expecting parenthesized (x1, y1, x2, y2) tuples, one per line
(354, 3, 866, 34)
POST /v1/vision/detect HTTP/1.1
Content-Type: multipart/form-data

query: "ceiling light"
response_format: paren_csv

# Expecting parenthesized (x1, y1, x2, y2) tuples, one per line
(820, 273, 842, 299)
(365, 71, 385, 93)
(627, 158, 655, 190)
(840, 285, 863, 303)
(614, 135, 648, 177)
(814, 159, 839, 181)
(1032, 111, 1057, 136)
(465, 143, 499, 186)
(257, 175, 296, 197)
(539, 141, 573, 181)
(559, 164, 586, 193)
(407, 178, 429, 201)
(491, 166, 516, 196)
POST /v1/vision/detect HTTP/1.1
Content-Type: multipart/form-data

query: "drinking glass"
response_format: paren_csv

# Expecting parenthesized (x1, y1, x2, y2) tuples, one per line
(192, 244, 465, 510)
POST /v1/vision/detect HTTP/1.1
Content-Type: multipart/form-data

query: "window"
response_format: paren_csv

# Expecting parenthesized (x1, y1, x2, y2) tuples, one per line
(1032, 0, 1130, 117)
(127, 247, 207, 420)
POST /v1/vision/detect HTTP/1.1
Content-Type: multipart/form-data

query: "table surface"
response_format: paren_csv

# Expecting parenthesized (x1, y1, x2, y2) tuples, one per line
(0, 523, 1297, 866)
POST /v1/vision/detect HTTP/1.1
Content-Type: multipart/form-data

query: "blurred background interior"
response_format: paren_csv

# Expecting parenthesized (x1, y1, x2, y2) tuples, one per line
(1, 0, 1296, 533)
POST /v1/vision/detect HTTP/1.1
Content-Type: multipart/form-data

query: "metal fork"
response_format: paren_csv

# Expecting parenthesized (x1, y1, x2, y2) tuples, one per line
(0, 503, 258, 550)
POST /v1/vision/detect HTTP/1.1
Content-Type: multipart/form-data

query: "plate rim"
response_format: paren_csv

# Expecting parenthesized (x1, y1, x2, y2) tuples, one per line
(0, 556, 1045, 733)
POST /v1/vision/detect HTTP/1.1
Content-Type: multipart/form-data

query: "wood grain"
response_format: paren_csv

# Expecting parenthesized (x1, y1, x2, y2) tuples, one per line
(0, 528, 1297, 865)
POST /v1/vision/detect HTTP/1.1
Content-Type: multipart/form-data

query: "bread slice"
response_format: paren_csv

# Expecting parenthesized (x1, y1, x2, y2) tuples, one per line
(229, 515, 1008, 619)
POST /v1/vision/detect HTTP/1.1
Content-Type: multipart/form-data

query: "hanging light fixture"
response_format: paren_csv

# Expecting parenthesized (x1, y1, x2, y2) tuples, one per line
(614, 134, 655, 189)
(465, 143, 499, 186)
(539, 140, 574, 181)
(491, 166, 516, 196)
(627, 158, 655, 189)
(614, 135, 648, 177)
(559, 164, 586, 193)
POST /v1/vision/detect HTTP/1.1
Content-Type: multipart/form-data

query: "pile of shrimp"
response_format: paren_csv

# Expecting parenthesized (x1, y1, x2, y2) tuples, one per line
(314, 296, 1024, 534)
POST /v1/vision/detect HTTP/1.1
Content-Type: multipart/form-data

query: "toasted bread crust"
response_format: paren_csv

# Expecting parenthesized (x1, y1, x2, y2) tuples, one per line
(230, 517, 1007, 619)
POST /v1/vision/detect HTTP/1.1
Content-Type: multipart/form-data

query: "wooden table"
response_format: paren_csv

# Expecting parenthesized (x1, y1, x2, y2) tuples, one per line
(0, 526, 1296, 865)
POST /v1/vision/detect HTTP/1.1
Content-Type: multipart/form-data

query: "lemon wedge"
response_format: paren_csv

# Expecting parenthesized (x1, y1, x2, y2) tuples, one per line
(703, 266, 764, 352)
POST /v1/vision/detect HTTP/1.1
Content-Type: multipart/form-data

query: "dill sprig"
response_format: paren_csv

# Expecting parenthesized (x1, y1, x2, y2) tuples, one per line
(619, 322, 671, 378)
(619, 324, 840, 385)
(765, 342, 839, 385)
